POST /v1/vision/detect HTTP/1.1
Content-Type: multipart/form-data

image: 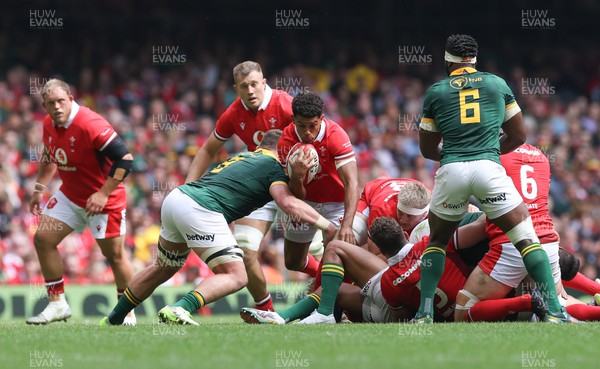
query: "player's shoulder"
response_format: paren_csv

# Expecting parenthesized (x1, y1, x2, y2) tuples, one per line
(504, 144, 548, 165)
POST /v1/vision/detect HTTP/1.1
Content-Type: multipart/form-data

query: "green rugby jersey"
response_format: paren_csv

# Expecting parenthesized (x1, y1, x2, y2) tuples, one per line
(178, 148, 289, 223)
(419, 67, 520, 166)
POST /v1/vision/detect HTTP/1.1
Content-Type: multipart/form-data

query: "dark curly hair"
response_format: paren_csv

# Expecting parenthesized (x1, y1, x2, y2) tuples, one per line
(558, 248, 580, 281)
(369, 217, 407, 255)
(292, 92, 324, 118)
(446, 34, 478, 59)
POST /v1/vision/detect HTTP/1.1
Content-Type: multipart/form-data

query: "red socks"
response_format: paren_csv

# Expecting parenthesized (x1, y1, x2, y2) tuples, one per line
(566, 304, 600, 321)
(45, 277, 65, 296)
(468, 295, 532, 322)
(299, 255, 319, 277)
(255, 294, 274, 311)
(562, 273, 600, 296)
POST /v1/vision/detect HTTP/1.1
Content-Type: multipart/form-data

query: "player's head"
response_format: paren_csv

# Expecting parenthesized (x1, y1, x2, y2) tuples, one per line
(41, 79, 74, 126)
(396, 182, 430, 231)
(259, 129, 283, 152)
(291, 92, 325, 143)
(444, 34, 478, 75)
(558, 248, 580, 281)
(369, 217, 407, 257)
(233, 61, 266, 113)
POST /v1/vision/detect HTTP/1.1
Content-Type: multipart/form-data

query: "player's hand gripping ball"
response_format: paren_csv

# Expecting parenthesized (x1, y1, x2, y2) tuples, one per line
(286, 143, 320, 184)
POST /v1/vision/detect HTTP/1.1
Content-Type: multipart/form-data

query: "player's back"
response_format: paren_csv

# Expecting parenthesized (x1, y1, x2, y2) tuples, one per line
(423, 68, 515, 166)
(179, 148, 288, 223)
(363, 178, 419, 226)
(487, 144, 558, 245)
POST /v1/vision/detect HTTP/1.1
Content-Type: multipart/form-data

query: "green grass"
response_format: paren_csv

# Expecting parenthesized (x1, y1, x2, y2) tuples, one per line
(1, 317, 597, 369)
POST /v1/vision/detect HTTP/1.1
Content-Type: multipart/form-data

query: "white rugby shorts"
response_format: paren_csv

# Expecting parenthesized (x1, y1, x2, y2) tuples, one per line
(42, 190, 126, 239)
(430, 160, 522, 221)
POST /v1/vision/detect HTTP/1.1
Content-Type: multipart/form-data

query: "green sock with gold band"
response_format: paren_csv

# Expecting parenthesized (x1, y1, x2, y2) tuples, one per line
(520, 243, 562, 313)
(316, 263, 345, 316)
(173, 291, 206, 312)
(418, 243, 447, 316)
(278, 293, 321, 322)
(108, 287, 142, 325)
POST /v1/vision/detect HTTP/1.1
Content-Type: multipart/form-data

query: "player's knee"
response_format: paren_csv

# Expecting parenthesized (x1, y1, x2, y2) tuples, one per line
(455, 289, 480, 320)
(234, 225, 265, 252)
(351, 216, 368, 246)
(217, 261, 248, 291)
(505, 217, 539, 248)
(33, 232, 49, 250)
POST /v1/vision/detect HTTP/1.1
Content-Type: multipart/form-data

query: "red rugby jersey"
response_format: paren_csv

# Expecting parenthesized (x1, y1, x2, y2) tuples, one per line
(214, 86, 293, 151)
(486, 144, 559, 246)
(42, 103, 126, 211)
(278, 118, 355, 203)
(380, 237, 470, 322)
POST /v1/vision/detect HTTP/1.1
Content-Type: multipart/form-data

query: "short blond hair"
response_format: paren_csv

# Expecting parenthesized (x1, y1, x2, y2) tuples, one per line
(397, 182, 430, 209)
(41, 78, 71, 97)
(233, 61, 262, 82)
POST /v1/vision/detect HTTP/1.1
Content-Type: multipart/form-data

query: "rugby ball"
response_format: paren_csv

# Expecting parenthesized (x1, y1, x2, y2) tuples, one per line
(286, 142, 320, 184)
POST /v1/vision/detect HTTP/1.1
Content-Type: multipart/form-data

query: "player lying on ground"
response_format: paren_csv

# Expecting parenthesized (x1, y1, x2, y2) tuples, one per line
(240, 217, 492, 324)
(99, 130, 338, 326)
(455, 143, 596, 323)
(242, 215, 598, 324)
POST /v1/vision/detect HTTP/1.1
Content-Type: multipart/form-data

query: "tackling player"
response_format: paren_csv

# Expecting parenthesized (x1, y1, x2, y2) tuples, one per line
(27, 79, 136, 325)
(186, 61, 294, 311)
(100, 130, 338, 326)
(416, 34, 567, 323)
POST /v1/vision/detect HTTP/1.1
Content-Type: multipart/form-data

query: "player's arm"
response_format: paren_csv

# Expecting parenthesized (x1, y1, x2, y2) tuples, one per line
(500, 111, 526, 154)
(453, 213, 487, 250)
(270, 182, 338, 245)
(30, 147, 57, 215)
(186, 133, 226, 183)
(418, 88, 442, 161)
(337, 159, 359, 244)
(86, 137, 133, 215)
(419, 129, 442, 161)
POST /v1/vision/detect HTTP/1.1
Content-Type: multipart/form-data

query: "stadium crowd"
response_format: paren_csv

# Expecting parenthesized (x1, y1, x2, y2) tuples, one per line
(1, 24, 600, 290)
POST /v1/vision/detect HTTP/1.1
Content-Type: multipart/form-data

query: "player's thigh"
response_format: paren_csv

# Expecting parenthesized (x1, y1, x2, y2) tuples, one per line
(236, 200, 278, 234)
(37, 191, 80, 246)
(87, 208, 126, 239)
(95, 235, 127, 260)
(468, 248, 517, 300)
(329, 240, 387, 287)
(470, 160, 522, 221)
(429, 162, 470, 222)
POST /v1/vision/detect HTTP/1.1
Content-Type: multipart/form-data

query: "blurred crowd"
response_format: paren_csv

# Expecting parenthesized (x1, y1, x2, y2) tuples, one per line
(1, 31, 600, 288)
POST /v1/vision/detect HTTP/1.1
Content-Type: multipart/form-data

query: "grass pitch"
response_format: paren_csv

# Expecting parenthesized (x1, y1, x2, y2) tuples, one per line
(1, 316, 596, 369)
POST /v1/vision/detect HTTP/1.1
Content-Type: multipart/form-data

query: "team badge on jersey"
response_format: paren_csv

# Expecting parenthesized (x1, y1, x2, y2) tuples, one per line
(55, 148, 68, 164)
(449, 76, 467, 89)
(269, 116, 277, 128)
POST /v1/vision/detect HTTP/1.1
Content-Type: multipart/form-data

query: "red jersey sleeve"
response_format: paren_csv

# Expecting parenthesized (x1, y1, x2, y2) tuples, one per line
(327, 123, 354, 163)
(84, 110, 118, 151)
